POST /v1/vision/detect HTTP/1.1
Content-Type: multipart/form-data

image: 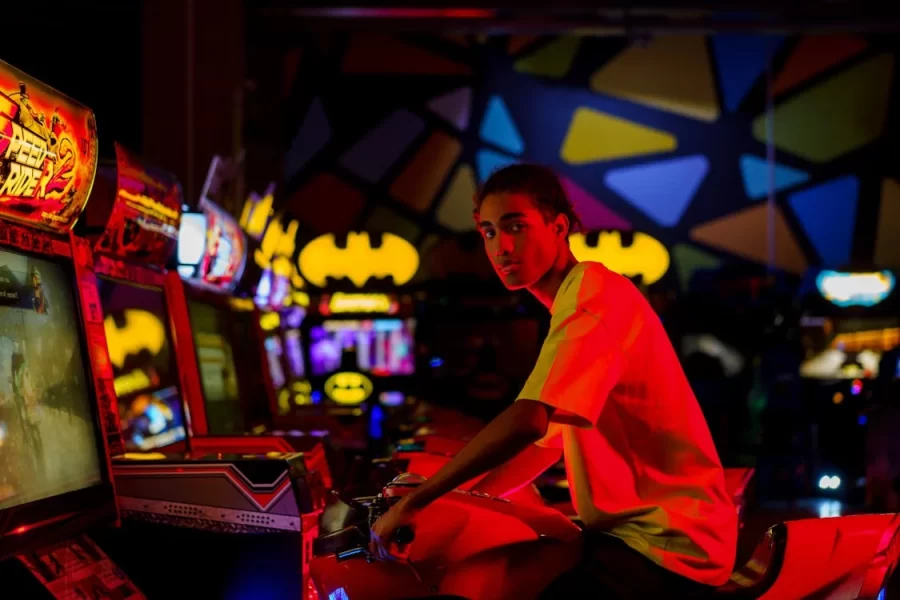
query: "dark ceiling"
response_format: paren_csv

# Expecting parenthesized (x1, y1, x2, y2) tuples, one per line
(251, 1, 900, 33)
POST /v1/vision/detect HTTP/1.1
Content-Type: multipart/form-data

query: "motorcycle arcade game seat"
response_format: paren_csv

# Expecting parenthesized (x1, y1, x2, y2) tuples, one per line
(312, 475, 900, 600)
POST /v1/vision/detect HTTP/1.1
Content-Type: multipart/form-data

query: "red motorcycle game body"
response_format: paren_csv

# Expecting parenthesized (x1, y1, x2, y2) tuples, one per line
(759, 514, 900, 599)
(310, 489, 582, 600)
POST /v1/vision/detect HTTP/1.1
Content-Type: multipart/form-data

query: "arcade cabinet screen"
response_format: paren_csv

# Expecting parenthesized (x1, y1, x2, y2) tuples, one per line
(0, 250, 102, 510)
(284, 329, 305, 378)
(309, 319, 415, 377)
(96, 277, 186, 450)
(188, 300, 244, 434)
(264, 335, 287, 390)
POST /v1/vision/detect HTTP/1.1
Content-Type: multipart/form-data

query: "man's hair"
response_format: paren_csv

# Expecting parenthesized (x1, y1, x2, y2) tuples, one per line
(473, 163, 583, 235)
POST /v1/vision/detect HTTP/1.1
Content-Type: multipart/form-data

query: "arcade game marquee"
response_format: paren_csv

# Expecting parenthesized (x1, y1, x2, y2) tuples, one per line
(0, 58, 146, 599)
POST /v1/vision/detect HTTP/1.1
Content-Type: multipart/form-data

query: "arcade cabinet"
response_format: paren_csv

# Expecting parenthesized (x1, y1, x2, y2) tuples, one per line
(239, 182, 314, 419)
(76, 143, 194, 452)
(78, 147, 328, 465)
(172, 172, 333, 482)
(298, 231, 421, 453)
(799, 268, 898, 502)
(175, 159, 275, 437)
(0, 59, 144, 598)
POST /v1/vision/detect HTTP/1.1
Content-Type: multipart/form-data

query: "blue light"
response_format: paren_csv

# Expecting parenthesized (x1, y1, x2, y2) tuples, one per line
(790, 177, 860, 268)
(604, 155, 710, 227)
(429, 357, 444, 368)
(816, 270, 896, 308)
(475, 148, 518, 183)
(311, 390, 322, 404)
(712, 34, 786, 112)
(479, 95, 525, 155)
(329, 588, 350, 600)
(369, 404, 385, 440)
(739, 155, 809, 199)
(858, 415, 868, 426)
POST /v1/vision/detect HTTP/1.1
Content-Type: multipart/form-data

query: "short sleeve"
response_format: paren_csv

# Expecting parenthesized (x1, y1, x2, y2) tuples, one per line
(517, 306, 625, 429)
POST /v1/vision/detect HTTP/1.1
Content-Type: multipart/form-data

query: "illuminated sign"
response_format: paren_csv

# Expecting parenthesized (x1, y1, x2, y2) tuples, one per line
(569, 230, 670, 285)
(178, 198, 247, 293)
(324, 292, 396, 314)
(259, 311, 281, 331)
(239, 182, 275, 241)
(239, 183, 309, 310)
(298, 232, 419, 288)
(816, 270, 896, 307)
(830, 328, 900, 353)
(293, 379, 312, 406)
(103, 309, 166, 369)
(94, 144, 182, 264)
(228, 297, 255, 312)
(0, 59, 99, 232)
(113, 369, 154, 397)
(324, 371, 373, 405)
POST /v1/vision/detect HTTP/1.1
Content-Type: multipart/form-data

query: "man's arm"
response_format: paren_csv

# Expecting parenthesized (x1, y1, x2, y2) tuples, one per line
(471, 443, 562, 498)
(404, 400, 553, 511)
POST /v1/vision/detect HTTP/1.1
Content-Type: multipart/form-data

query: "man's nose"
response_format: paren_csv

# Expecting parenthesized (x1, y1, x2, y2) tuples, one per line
(495, 233, 514, 255)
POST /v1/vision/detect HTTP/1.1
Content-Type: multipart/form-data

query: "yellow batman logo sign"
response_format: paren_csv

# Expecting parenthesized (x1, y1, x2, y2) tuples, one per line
(569, 231, 670, 285)
(103, 309, 167, 369)
(298, 232, 419, 288)
(324, 371, 373, 406)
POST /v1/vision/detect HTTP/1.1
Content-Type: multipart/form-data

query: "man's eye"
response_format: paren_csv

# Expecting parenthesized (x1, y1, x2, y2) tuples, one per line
(482, 230, 495, 239)
(509, 223, 525, 232)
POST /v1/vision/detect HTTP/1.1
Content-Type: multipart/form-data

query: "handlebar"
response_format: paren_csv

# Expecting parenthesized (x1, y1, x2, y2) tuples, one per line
(315, 493, 416, 563)
(394, 525, 415, 545)
(335, 527, 414, 563)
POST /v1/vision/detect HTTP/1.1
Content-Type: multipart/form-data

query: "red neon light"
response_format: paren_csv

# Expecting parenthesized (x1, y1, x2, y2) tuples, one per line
(328, 8, 493, 18)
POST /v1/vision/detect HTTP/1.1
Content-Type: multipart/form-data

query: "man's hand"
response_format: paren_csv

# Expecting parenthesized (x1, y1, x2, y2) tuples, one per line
(369, 495, 418, 561)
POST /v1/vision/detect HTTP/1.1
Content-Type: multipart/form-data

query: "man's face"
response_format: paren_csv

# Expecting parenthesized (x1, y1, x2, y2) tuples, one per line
(477, 192, 565, 290)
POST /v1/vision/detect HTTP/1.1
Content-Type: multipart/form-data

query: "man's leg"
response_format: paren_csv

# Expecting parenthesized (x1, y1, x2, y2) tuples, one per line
(539, 532, 716, 599)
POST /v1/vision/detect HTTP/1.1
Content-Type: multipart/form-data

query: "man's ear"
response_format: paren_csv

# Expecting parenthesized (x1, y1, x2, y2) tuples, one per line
(554, 213, 570, 240)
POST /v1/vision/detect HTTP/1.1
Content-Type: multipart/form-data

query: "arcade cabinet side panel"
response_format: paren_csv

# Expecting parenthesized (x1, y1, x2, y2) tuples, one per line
(69, 233, 125, 460)
(163, 270, 209, 436)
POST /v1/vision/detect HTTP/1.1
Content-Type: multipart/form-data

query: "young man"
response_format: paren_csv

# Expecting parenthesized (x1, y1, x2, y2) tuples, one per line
(371, 164, 737, 597)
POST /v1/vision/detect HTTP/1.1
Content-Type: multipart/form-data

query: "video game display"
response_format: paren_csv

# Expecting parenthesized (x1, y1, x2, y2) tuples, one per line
(264, 335, 287, 391)
(0, 249, 102, 510)
(96, 277, 185, 450)
(188, 300, 243, 434)
(284, 329, 305, 378)
(309, 319, 415, 376)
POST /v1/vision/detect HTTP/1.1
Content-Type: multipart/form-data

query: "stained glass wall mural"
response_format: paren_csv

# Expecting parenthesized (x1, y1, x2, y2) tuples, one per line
(248, 33, 900, 290)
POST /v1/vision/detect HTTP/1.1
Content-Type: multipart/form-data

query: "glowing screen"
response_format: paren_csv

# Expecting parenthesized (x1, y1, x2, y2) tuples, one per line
(96, 278, 185, 451)
(309, 319, 415, 376)
(264, 336, 287, 390)
(0, 250, 102, 509)
(188, 300, 243, 434)
(284, 329, 305, 378)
